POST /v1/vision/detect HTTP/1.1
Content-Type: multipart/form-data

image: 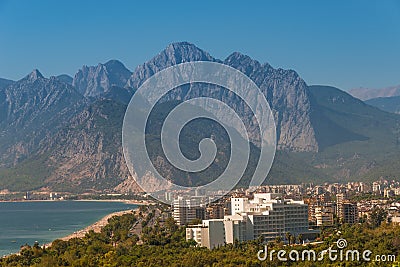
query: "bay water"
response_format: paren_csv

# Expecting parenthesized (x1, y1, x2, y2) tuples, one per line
(0, 201, 137, 256)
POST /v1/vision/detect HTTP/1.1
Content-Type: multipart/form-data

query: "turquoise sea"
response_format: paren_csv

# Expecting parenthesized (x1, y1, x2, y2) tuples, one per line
(0, 201, 137, 256)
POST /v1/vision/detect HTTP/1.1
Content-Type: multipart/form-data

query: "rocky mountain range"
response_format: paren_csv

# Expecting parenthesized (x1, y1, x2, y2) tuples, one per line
(127, 43, 318, 152)
(0, 78, 14, 90)
(1, 42, 400, 193)
(72, 60, 132, 97)
(0, 70, 85, 166)
(349, 84, 400, 101)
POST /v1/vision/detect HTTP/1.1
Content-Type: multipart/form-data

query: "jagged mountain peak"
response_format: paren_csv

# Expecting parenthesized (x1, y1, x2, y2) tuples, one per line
(126, 43, 318, 152)
(161, 41, 215, 63)
(25, 69, 44, 81)
(0, 69, 85, 168)
(3, 42, 400, 192)
(167, 41, 195, 47)
(166, 41, 208, 54)
(224, 52, 302, 81)
(165, 41, 197, 50)
(225, 51, 255, 62)
(224, 52, 264, 74)
(126, 42, 215, 89)
(224, 52, 275, 78)
(72, 60, 132, 97)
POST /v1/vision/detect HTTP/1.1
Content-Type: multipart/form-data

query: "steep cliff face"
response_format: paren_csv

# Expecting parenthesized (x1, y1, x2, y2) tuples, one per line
(223, 52, 318, 151)
(1, 42, 398, 193)
(126, 42, 216, 89)
(125, 42, 318, 151)
(37, 100, 138, 192)
(0, 70, 85, 166)
(73, 60, 132, 97)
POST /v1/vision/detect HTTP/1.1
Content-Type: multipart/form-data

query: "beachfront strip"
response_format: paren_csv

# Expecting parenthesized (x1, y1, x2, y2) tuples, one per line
(1, 178, 400, 251)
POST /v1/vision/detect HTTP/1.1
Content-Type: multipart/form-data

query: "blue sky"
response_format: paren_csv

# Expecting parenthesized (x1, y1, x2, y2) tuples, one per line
(0, 0, 399, 90)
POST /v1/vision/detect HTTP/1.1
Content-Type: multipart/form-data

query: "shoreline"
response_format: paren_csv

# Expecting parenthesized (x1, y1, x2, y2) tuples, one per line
(1, 201, 144, 258)
(0, 199, 149, 205)
(44, 208, 138, 247)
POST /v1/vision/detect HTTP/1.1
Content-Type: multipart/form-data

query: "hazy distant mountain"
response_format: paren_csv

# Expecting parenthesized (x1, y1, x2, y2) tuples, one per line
(365, 96, 400, 114)
(1, 42, 400, 192)
(307, 85, 400, 180)
(349, 84, 400, 100)
(73, 60, 132, 97)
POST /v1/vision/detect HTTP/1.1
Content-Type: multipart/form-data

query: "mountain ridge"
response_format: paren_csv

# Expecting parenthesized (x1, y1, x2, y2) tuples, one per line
(1, 42, 400, 192)
(72, 60, 132, 98)
(0, 70, 85, 167)
(349, 84, 400, 100)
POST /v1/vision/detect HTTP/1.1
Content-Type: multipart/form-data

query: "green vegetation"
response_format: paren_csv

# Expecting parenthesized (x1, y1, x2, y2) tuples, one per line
(3, 88, 400, 192)
(2, 209, 400, 267)
(0, 154, 53, 191)
(302, 86, 400, 182)
(0, 100, 126, 193)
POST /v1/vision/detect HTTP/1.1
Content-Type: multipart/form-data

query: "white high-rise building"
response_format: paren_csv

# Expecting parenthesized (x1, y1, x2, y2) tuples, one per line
(230, 193, 311, 242)
(186, 219, 226, 249)
(186, 215, 247, 248)
(314, 206, 334, 226)
(373, 182, 381, 194)
(186, 193, 315, 248)
(231, 197, 248, 214)
(173, 196, 203, 225)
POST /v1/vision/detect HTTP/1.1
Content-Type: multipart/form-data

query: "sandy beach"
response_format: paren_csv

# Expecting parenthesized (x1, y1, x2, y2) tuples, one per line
(44, 207, 139, 247)
(0, 201, 145, 258)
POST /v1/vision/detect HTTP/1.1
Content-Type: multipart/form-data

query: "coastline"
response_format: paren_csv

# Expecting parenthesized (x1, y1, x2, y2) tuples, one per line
(1, 201, 145, 258)
(44, 208, 138, 247)
(0, 199, 149, 205)
(73, 199, 149, 205)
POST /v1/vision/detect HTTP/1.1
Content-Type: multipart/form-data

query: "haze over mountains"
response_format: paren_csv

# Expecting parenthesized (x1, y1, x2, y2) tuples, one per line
(349, 84, 400, 115)
(1, 42, 400, 193)
(349, 84, 400, 101)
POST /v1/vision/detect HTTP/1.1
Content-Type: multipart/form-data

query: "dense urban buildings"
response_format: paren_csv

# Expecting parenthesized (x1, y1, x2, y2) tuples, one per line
(172, 196, 204, 225)
(185, 193, 317, 248)
(314, 206, 334, 226)
(181, 179, 400, 249)
(230, 193, 312, 241)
